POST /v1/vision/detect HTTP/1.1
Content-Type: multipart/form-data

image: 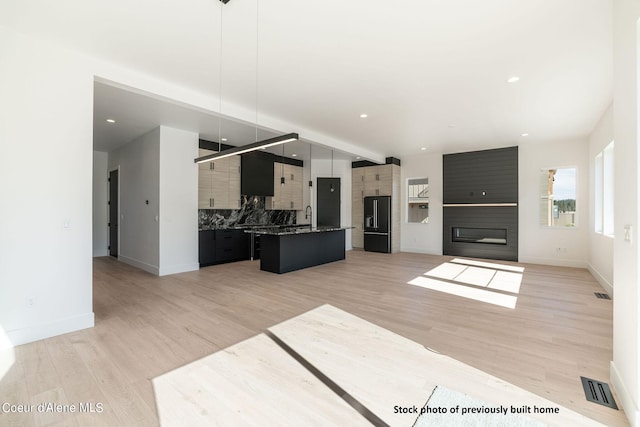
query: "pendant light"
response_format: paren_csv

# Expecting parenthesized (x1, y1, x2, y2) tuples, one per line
(194, 0, 298, 165)
(308, 144, 313, 188)
(280, 145, 285, 186)
(330, 150, 335, 192)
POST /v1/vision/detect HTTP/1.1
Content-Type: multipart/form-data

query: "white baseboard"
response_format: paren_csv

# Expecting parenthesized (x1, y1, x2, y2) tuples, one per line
(587, 263, 614, 296)
(400, 246, 442, 255)
(518, 256, 587, 268)
(119, 255, 159, 276)
(159, 262, 199, 276)
(93, 249, 108, 257)
(611, 361, 639, 427)
(7, 312, 94, 347)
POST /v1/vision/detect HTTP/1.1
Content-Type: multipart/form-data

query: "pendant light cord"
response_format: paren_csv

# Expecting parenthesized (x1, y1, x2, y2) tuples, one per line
(255, 0, 259, 143)
(218, 2, 223, 153)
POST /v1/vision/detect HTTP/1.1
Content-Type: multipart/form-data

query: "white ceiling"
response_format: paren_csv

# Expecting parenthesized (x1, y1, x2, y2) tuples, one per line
(3, 0, 613, 158)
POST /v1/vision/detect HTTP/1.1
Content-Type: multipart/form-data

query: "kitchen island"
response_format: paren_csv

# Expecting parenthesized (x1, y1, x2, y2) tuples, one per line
(245, 226, 350, 273)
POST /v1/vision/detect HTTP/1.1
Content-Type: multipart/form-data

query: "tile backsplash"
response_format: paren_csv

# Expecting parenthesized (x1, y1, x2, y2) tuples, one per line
(199, 196, 296, 230)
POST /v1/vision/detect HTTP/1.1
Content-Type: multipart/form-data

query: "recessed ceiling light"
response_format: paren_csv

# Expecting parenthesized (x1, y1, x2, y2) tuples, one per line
(421, 147, 427, 151)
(360, 113, 368, 118)
(356, 156, 361, 160)
(507, 76, 520, 83)
(221, 138, 227, 141)
(106, 119, 115, 123)
(521, 133, 529, 137)
(291, 154, 297, 157)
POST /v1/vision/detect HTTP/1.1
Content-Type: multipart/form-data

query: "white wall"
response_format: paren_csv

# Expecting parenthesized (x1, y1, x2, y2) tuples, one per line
(518, 139, 589, 268)
(93, 151, 109, 257)
(108, 128, 161, 274)
(310, 158, 352, 250)
(400, 152, 443, 255)
(588, 105, 614, 294)
(0, 27, 94, 346)
(611, 1, 640, 424)
(158, 126, 199, 276)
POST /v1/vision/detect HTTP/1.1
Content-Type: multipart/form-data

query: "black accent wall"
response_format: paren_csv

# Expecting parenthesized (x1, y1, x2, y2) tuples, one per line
(442, 146, 518, 261)
(443, 146, 518, 204)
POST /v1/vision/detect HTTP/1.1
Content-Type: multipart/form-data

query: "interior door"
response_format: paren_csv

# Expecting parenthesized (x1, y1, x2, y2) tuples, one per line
(109, 169, 118, 257)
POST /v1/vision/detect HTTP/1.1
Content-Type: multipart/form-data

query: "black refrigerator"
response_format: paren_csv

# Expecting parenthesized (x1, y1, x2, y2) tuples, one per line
(364, 196, 391, 253)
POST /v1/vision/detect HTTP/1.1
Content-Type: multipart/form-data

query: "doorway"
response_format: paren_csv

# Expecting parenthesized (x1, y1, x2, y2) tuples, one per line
(109, 169, 118, 257)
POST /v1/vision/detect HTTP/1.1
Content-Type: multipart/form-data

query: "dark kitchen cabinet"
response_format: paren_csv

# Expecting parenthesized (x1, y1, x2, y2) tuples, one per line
(214, 229, 250, 262)
(199, 229, 250, 267)
(241, 151, 275, 196)
(443, 146, 518, 204)
(198, 230, 217, 266)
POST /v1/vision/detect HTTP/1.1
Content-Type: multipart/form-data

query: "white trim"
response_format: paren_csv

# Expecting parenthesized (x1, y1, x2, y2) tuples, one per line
(611, 361, 639, 427)
(93, 249, 109, 257)
(119, 255, 159, 276)
(518, 256, 587, 269)
(587, 263, 614, 296)
(159, 263, 200, 276)
(7, 312, 94, 347)
(399, 247, 442, 256)
(443, 203, 517, 207)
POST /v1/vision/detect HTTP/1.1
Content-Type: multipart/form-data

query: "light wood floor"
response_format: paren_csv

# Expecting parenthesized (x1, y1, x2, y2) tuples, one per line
(0, 251, 628, 426)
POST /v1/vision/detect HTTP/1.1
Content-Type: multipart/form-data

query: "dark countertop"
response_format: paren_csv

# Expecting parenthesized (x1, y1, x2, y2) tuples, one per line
(244, 226, 353, 236)
(200, 224, 311, 231)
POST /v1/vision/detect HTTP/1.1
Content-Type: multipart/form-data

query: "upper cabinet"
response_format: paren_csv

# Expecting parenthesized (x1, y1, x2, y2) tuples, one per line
(442, 146, 518, 204)
(198, 149, 241, 209)
(266, 163, 303, 210)
(241, 151, 275, 197)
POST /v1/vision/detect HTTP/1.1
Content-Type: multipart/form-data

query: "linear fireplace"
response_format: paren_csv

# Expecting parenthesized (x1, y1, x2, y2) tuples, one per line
(443, 206, 518, 261)
(452, 227, 507, 245)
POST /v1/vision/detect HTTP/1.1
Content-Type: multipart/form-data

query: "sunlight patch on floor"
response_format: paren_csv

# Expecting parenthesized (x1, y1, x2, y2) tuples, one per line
(450, 257, 525, 273)
(408, 276, 518, 309)
(411, 259, 525, 308)
(455, 266, 496, 286)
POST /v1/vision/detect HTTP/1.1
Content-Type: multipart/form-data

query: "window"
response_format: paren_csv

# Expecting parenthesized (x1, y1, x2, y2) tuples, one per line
(407, 178, 429, 223)
(539, 167, 576, 227)
(595, 141, 614, 236)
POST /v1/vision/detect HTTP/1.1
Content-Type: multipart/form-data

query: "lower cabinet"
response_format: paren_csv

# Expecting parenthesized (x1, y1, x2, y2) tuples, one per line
(199, 229, 250, 267)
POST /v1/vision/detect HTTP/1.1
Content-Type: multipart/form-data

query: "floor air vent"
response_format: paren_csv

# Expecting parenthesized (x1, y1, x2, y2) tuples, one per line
(580, 376, 618, 409)
(594, 292, 611, 300)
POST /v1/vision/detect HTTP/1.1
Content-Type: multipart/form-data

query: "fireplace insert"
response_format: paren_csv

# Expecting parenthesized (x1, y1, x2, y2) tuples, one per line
(452, 227, 507, 245)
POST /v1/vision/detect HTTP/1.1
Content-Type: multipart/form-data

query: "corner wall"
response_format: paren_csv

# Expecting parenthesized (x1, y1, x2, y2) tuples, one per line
(611, 1, 640, 424)
(518, 139, 589, 268)
(108, 128, 161, 274)
(93, 151, 109, 257)
(158, 126, 199, 275)
(588, 105, 614, 294)
(400, 152, 443, 255)
(0, 27, 94, 345)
